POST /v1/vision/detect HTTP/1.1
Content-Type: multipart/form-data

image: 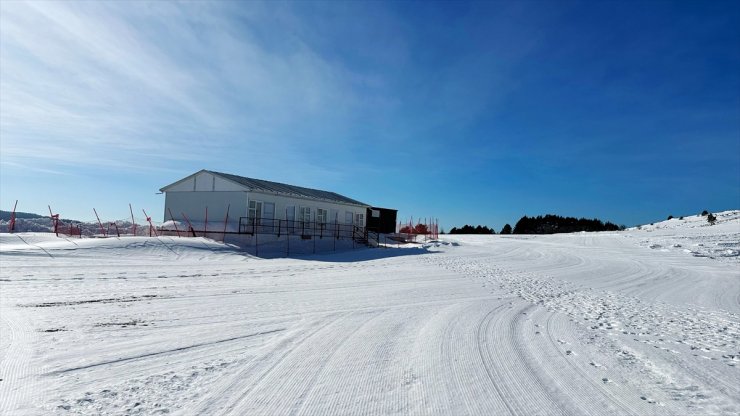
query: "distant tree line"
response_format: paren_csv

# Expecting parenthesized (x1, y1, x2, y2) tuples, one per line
(449, 225, 495, 234)
(447, 209, 721, 236)
(513, 215, 623, 234)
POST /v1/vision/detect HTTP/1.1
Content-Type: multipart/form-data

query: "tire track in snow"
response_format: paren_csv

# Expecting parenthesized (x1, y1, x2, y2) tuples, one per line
(294, 304, 446, 415)
(542, 312, 639, 416)
(348, 312, 408, 415)
(289, 311, 385, 415)
(475, 300, 588, 416)
(427, 250, 736, 415)
(438, 301, 513, 415)
(499, 303, 571, 415)
(0, 306, 38, 415)
(231, 311, 383, 415)
(45, 327, 286, 375)
(191, 313, 349, 414)
(475, 303, 521, 415)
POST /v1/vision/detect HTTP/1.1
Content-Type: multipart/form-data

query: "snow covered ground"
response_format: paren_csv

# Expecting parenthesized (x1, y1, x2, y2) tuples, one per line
(1, 212, 738, 415)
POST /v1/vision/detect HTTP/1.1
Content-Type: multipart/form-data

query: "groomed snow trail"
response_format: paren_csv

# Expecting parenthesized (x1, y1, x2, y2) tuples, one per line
(1, 215, 738, 415)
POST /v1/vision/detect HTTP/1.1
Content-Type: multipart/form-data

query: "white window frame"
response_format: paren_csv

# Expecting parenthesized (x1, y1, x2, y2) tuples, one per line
(248, 200, 263, 225)
(299, 206, 312, 223)
(355, 212, 365, 228)
(317, 208, 328, 224)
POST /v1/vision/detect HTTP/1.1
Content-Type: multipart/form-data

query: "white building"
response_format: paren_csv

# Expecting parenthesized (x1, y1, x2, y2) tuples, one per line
(159, 170, 369, 233)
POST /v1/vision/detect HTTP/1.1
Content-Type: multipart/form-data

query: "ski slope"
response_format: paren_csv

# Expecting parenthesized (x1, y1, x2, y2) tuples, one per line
(1, 212, 738, 415)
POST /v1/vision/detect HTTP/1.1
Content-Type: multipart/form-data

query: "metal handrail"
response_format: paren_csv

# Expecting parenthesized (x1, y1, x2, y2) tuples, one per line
(238, 217, 367, 240)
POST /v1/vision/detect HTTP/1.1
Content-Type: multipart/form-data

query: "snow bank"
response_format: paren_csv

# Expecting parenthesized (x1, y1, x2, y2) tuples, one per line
(627, 210, 740, 262)
(0, 233, 247, 262)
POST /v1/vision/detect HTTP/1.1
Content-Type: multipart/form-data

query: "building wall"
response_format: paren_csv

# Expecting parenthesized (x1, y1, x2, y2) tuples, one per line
(162, 171, 370, 230)
(164, 190, 368, 229)
(247, 191, 368, 226)
(163, 191, 248, 230)
(165, 171, 245, 192)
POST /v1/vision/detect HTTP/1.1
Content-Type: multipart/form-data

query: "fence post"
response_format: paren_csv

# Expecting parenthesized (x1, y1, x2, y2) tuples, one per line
(129, 204, 137, 235)
(168, 208, 181, 237)
(222, 204, 230, 242)
(181, 212, 196, 237)
(93, 208, 106, 237)
(8, 200, 17, 233)
(142, 209, 158, 237)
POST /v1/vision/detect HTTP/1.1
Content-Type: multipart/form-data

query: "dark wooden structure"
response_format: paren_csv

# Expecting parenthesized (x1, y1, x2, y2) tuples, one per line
(366, 207, 397, 234)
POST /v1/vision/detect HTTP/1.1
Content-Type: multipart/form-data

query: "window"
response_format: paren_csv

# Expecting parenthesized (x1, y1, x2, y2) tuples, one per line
(355, 212, 365, 227)
(345, 211, 353, 224)
(330, 209, 339, 224)
(371, 209, 380, 218)
(248, 200, 262, 225)
(262, 202, 275, 231)
(299, 206, 311, 223)
(317, 208, 328, 224)
(263, 203, 275, 219)
(286, 206, 296, 233)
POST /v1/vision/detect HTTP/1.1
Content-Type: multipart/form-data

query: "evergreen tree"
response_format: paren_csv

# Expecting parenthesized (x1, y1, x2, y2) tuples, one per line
(512, 214, 621, 234)
(500, 224, 512, 234)
(449, 224, 495, 234)
(707, 213, 717, 225)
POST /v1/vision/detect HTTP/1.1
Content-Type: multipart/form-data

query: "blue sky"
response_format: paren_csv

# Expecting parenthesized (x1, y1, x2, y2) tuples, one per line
(1, 1, 738, 229)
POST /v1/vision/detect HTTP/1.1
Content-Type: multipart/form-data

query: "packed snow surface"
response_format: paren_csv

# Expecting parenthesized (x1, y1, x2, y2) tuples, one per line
(1, 211, 738, 415)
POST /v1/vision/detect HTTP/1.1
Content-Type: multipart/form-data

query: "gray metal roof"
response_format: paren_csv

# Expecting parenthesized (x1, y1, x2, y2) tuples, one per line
(208, 170, 369, 207)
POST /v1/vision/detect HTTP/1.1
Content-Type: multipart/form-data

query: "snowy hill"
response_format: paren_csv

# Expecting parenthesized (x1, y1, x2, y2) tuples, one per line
(1, 215, 739, 415)
(626, 210, 740, 261)
(629, 210, 740, 231)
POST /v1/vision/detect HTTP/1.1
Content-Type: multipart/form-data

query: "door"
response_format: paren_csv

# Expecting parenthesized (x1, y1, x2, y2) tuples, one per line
(355, 212, 365, 228)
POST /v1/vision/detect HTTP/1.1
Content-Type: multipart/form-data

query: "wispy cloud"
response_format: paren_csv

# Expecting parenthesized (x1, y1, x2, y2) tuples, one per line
(0, 1, 381, 178)
(1, 1, 526, 183)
